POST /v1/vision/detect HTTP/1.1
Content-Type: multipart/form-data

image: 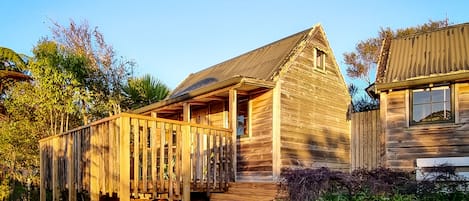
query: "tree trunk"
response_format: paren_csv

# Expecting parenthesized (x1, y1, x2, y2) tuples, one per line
(66, 113, 69, 131)
(60, 112, 64, 133)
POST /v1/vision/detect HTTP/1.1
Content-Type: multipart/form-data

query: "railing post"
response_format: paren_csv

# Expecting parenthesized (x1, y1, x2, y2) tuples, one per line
(39, 141, 45, 201)
(229, 89, 237, 181)
(90, 125, 99, 201)
(120, 116, 131, 201)
(68, 133, 76, 201)
(52, 136, 59, 201)
(182, 124, 191, 201)
(182, 103, 191, 200)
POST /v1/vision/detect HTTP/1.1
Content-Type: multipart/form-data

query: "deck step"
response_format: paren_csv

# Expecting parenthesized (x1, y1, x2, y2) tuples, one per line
(210, 182, 281, 201)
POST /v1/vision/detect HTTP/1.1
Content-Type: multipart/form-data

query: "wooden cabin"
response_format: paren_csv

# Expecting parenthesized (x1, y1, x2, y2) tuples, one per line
(371, 23, 469, 171)
(39, 24, 351, 201)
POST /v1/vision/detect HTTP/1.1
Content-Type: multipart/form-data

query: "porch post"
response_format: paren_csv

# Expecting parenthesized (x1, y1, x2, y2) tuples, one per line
(90, 125, 99, 201)
(119, 116, 131, 201)
(182, 103, 191, 200)
(272, 81, 281, 180)
(39, 141, 45, 201)
(68, 134, 76, 201)
(52, 136, 59, 201)
(229, 89, 237, 181)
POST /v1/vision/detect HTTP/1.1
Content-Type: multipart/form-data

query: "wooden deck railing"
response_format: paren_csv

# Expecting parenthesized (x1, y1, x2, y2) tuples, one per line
(39, 113, 233, 201)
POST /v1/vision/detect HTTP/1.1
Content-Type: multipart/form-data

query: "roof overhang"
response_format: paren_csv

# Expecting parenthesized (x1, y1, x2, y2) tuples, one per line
(375, 71, 469, 92)
(0, 70, 30, 80)
(132, 76, 275, 115)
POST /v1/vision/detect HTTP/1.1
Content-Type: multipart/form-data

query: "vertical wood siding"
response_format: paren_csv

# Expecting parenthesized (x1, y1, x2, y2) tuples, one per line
(351, 110, 384, 170)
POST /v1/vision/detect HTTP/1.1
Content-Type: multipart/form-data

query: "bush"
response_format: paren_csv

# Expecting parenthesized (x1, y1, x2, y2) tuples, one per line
(280, 167, 469, 201)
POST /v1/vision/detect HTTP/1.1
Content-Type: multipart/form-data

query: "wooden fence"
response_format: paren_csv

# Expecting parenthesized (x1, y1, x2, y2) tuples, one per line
(39, 113, 233, 201)
(350, 109, 384, 170)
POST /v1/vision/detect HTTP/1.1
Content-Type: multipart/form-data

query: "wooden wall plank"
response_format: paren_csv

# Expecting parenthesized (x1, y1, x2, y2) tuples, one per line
(108, 120, 115, 194)
(119, 116, 131, 201)
(168, 123, 174, 199)
(132, 118, 139, 196)
(159, 122, 165, 193)
(350, 110, 382, 170)
(142, 120, 148, 193)
(90, 125, 99, 201)
(68, 133, 76, 201)
(151, 119, 158, 197)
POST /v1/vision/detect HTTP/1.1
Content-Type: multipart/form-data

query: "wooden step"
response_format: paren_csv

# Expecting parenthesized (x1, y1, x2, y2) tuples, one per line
(210, 193, 276, 201)
(210, 182, 280, 201)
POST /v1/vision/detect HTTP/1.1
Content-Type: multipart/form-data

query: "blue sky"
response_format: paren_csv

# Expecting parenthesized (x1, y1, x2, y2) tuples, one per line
(2, 1, 469, 90)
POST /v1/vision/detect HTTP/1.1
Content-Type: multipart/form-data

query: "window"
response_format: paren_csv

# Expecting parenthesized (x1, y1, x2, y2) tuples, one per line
(411, 85, 453, 124)
(314, 48, 326, 71)
(237, 98, 249, 137)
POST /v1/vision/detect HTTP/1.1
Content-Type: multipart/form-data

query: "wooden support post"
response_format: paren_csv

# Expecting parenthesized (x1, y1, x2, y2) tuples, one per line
(120, 116, 131, 201)
(228, 89, 237, 181)
(182, 103, 191, 201)
(272, 81, 281, 180)
(150, 117, 158, 198)
(52, 137, 59, 201)
(68, 133, 76, 201)
(142, 120, 148, 193)
(132, 119, 140, 197)
(90, 125, 100, 201)
(40, 141, 45, 201)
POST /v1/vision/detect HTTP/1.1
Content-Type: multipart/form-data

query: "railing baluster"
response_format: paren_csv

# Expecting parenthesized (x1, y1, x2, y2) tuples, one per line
(40, 113, 233, 201)
(151, 119, 158, 197)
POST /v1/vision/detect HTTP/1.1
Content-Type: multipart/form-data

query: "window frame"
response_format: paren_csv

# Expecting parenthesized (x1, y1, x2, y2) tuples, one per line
(409, 83, 455, 126)
(236, 97, 250, 138)
(313, 48, 326, 72)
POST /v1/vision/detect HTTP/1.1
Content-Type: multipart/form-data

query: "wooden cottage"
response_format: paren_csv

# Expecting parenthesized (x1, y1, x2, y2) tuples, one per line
(39, 24, 351, 201)
(371, 23, 469, 171)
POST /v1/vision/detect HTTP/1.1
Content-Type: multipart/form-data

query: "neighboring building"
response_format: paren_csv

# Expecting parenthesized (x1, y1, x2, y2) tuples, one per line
(134, 23, 351, 181)
(371, 23, 469, 170)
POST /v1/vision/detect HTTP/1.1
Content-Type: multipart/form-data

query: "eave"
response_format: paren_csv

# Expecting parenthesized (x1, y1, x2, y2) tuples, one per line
(375, 71, 469, 92)
(132, 76, 275, 115)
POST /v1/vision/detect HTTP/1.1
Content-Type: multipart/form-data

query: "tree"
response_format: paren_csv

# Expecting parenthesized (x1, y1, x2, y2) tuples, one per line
(50, 20, 134, 122)
(344, 19, 449, 112)
(0, 47, 30, 117)
(123, 74, 170, 109)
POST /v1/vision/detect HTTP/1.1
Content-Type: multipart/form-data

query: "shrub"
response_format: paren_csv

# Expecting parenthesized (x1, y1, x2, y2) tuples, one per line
(280, 167, 469, 201)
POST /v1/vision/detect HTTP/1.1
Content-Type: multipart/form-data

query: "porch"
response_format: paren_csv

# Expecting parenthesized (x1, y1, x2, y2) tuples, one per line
(39, 112, 233, 201)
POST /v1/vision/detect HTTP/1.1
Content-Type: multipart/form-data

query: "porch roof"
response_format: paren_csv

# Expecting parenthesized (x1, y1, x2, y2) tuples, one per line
(132, 76, 275, 115)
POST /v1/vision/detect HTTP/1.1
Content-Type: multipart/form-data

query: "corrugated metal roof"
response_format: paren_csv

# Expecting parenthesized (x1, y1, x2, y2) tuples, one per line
(169, 26, 314, 98)
(376, 23, 469, 88)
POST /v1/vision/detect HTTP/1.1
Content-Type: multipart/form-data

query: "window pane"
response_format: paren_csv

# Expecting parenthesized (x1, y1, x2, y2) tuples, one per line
(445, 102, 452, 120)
(237, 115, 245, 136)
(413, 90, 430, 104)
(431, 103, 445, 121)
(431, 88, 447, 102)
(413, 104, 431, 123)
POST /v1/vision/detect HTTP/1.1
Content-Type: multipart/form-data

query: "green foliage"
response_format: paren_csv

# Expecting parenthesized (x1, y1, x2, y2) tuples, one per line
(344, 20, 449, 111)
(344, 20, 448, 84)
(123, 74, 170, 109)
(281, 167, 469, 201)
(348, 83, 379, 112)
(50, 19, 135, 119)
(0, 47, 27, 71)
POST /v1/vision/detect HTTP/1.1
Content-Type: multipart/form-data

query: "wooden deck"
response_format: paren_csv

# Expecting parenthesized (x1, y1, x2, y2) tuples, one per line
(39, 113, 234, 201)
